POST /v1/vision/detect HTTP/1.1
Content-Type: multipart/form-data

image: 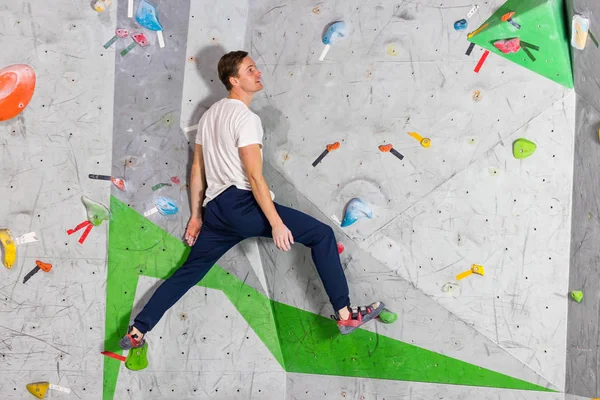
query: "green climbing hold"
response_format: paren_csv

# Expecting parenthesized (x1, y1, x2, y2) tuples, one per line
(571, 290, 583, 303)
(125, 342, 149, 371)
(378, 308, 398, 324)
(467, 0, 573, 88)
(513, 138, 536, 159)
(81, 195, 111, 226)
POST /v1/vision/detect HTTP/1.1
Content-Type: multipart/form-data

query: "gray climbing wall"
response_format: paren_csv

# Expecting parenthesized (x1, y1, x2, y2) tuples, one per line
(1, 0, 597, 398)
(566, 0, 600, 397)
(0, 0, 116, 398)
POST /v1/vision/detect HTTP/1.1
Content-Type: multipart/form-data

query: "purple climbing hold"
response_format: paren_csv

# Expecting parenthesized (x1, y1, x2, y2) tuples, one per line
(341, 198, 372, 227)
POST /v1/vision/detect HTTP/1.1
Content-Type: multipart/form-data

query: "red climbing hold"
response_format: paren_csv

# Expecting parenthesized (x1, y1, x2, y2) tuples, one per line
(0, 64, 36, 121)
(337, 242, 344, 254)
(493, 38, 521, 54)
(171, 176, 180, 184)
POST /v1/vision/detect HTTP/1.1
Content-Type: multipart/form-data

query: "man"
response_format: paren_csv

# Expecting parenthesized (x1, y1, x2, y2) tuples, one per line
(120, 51, 383, 350)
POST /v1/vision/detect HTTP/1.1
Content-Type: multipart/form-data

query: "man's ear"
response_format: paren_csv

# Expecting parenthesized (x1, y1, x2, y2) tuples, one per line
(229, 75, 238, 87)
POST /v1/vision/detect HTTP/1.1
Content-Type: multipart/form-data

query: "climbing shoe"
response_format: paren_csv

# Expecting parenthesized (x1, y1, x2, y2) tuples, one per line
(332, 301, 385, 335)
(119, 325, 145, 350)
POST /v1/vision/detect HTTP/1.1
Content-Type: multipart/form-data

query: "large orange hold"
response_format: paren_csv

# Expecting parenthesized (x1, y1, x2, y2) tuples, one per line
(0, 64, 36, 121)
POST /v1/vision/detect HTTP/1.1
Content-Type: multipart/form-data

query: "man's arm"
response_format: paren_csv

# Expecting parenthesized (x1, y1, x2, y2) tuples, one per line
(239, 144, 293, 251)
(190, 144, 207, 219)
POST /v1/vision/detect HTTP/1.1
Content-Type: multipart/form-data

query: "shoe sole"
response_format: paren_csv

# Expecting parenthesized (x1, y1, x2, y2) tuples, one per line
(339, 302, 385, 335)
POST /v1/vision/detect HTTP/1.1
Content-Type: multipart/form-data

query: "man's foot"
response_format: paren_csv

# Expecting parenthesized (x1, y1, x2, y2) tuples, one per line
(332, 301, 384, 335)
(119, 326, 145, 350)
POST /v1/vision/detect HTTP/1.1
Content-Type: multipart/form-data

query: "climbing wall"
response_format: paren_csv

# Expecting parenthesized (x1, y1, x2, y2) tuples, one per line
(566, 0, 600, 397)
(0, 0, 116, 398)
(2, 0, 599, 398)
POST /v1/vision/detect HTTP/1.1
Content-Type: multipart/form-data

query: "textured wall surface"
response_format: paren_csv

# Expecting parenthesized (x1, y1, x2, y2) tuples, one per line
(0, 0, 593, 399)
(566, 0, 600, 398)
(0, 0, 115, 398)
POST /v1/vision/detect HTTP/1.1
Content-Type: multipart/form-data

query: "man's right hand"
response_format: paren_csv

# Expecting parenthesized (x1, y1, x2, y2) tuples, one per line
(272, 223, 294, 251)
(185, 216, 203, 246)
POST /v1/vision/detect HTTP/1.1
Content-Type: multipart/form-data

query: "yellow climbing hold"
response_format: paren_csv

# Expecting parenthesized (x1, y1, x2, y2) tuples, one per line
(456, 264, 485, 280)
(408, 132, 431, 148)
(0, 228, 17, 269)
(26, 382, 49, 399)
(386, 44, 398, 56)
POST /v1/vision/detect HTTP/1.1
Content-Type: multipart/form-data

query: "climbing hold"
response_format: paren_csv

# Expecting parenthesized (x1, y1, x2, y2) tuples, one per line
(136, 0, 165, 48)
(0, 228, 17, 269)
(125, 341, 149, 370)
(26, 382, 71, 399)
(151, 183, 172, 191)
(571, 14, 590, 50)
(407, 132, 431, 148)
(312, 142, 340, 167)
(442, 282, 459, 293)
(378, 144, 404, 160)
(494, 38, 521, 54)
(171, 176, 180, 184)
(386, 44, 398, 56)
(0, 64, 36, 121)
(92, 0, 112, 12)
(81, 195, 111, 226)
(341, 198, 372, 227)
(501, 12, 521, 29)
(155, 196, 179, 215)
(467, 23, 488, 39)
(22, 260, 52, 284)
(103, 28, 129, 49)
(121, 32, 150, 56)
(319, 21, 348, 61)
(472, 90, 482, 101)
(89, 174, 125, 191)
(337, 242, 344, 254)
(376, 308, 398, 323)
(15, 231, 38, 245)
(512, 138, 536, 159)
(454, 19, 468, 31)
(456, 264, 484, 280)
(571, 290, 583, 303)
(312, 5, 321, 15)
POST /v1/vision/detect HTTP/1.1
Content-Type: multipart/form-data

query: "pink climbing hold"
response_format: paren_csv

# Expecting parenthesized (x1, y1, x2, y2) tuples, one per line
(493, 38, 521, 54)
(337, 242, 344, 254)
(170, 176, 180, 184)
(116, 29, 129, 38)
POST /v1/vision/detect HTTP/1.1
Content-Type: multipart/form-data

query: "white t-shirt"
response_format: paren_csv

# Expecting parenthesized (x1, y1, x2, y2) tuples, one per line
(195, 98, 264, 206)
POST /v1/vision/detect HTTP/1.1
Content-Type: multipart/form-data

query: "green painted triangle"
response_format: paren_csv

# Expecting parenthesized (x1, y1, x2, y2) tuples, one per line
(468, 0, 573, 88)
(103, 196, 553, 400)
(513, 138, 537, 159)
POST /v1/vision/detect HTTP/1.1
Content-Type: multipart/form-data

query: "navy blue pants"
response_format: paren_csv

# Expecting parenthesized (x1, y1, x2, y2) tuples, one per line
(133, 186, 350, 334)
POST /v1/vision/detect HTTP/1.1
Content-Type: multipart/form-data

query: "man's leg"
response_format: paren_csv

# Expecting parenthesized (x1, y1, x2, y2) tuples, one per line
(120, 207, 243, 348)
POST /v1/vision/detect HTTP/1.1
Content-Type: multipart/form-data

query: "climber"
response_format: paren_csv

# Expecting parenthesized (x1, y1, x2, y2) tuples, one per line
(120, 50, 384, 350)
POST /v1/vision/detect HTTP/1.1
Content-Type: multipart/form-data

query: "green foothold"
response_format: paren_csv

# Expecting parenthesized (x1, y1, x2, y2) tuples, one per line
(81, 195, 111, 226)
(377, 308, 398, 324)
(571, 290, 583, 303)
(125, 342, 149, 371)
(512, 138, 536, 159)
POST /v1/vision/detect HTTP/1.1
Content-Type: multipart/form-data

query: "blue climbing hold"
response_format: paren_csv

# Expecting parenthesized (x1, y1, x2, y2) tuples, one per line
(155, 196, 178, 215)
(136, 0, 163, 31)
(454, 19, 468, 31)
(341, 198, 372, 227)
(323, 21, 348, 45)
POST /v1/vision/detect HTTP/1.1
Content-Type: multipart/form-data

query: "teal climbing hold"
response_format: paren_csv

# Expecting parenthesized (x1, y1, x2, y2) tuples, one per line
(512, 138, 536, 159)
(125, 342, 149, 371)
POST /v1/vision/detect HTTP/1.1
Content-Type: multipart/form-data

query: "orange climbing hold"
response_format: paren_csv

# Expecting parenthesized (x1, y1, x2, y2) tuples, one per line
(0, 64, 36, 121)
(35, 260, 52, 272)
(326, 142, 341, 151)
(378, 144, 393, 152)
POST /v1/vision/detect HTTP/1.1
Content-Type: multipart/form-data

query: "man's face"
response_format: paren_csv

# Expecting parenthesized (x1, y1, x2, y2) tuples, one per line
(231, 56, 262, 93)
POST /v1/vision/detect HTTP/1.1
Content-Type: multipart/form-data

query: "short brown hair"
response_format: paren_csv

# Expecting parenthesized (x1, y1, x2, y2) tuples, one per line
(218, 51, 248, 91)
